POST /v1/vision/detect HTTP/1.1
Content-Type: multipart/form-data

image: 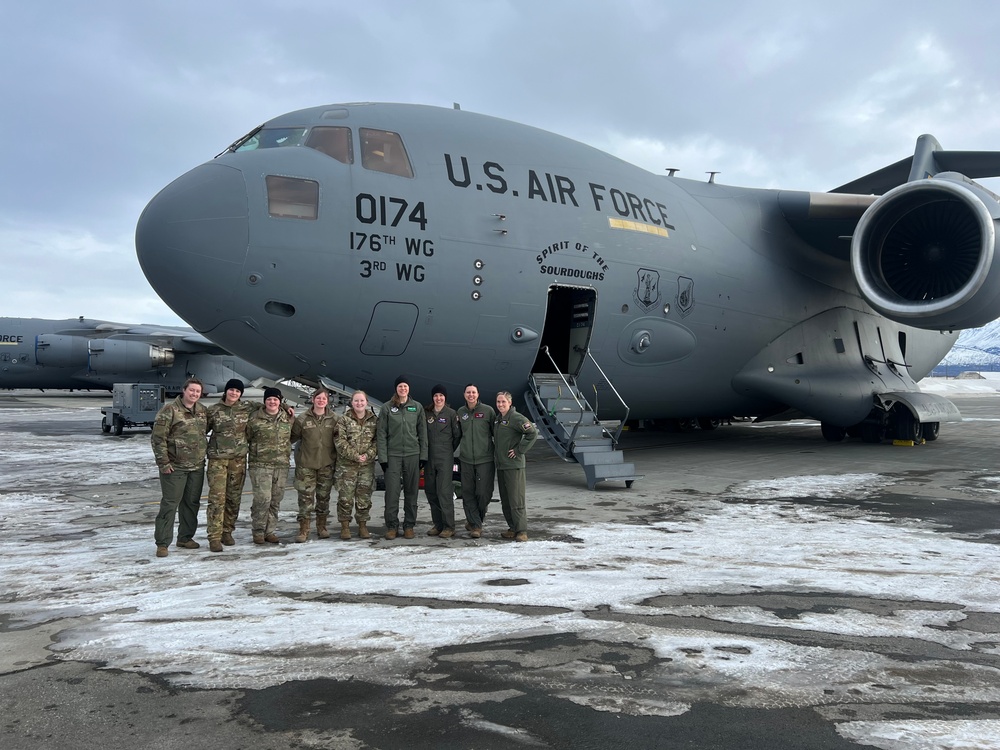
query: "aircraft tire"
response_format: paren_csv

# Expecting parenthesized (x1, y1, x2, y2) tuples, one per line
(892, 407, 923, 442)
(820, 422, 847, 442)
(922, 422, 940, 441)
(101, 418, 111, 434)
(698, 418, 721, 431)
(113, 416, 124, 436)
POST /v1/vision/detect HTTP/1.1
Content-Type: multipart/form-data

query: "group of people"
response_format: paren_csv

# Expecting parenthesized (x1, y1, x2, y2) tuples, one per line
(150, 375, 538, 557)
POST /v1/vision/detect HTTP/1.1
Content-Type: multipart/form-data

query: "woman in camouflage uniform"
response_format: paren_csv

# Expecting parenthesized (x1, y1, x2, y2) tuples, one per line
(246, 387, 293, 543)
(290, 387, 339, 542)
(335, 391, 378, 539)
(205, 379, 254, 552)
(151, 378, 209, 558)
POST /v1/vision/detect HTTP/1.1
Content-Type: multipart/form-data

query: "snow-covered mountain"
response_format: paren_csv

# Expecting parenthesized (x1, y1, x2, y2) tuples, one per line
(933, 320, 1000, 375)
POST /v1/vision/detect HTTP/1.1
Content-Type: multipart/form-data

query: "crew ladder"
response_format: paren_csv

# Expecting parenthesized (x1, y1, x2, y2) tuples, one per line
(524, 348, 642, 490)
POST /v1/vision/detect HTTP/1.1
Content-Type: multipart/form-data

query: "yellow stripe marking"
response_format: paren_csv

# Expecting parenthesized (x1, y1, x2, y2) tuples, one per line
(607, 218, 669, 237)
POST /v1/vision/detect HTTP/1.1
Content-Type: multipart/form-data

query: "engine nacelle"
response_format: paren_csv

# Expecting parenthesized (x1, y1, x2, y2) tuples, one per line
(851, 174, 1000, 330)
(87, 339, 175, 374)
(35, 334, 91, 367)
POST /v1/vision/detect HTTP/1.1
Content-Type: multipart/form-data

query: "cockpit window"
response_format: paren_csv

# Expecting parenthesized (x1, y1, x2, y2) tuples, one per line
(236, 127, 307, 152)
(265, 175, 318, 220)
(305, 126, 353, 164)
(360, 128, 413, 178)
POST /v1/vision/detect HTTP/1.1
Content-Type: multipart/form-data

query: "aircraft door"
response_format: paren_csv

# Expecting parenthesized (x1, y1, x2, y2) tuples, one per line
(533, 286, 596, 379)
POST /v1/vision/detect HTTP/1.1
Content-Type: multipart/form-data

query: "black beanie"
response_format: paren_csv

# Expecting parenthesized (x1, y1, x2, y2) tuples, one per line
(431, 384, 447, 399)
(225, 378, 245, 394)
(394, 374, 409, 387)
(263, 387, 282, 401)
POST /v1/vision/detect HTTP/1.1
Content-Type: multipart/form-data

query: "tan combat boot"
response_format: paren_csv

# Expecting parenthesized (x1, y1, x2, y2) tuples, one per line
(316, 515, 330, 539)
(340, 520, 351, 540)
(358, 522, 371, 539)
(295, 518, 311, 543)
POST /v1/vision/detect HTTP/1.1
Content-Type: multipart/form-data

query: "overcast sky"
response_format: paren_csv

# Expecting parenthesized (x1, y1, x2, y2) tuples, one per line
(4, 1, 1000, 327)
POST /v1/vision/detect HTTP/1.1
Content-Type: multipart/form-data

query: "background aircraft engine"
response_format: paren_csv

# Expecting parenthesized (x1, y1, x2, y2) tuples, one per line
(34, 335, 91, 367)
(851, 174, 1000, 330)
(87, 339, 175, 374)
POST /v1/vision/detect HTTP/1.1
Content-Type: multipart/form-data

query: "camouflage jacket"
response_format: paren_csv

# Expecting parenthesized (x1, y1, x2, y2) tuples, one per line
(493, 407, 537, 470)
(206, 399, 261, 459)
(291, 409, 339, 469)
(151, 397, 209, 472)
(335, 408, 378, 465)
(246, 408, 293, 468)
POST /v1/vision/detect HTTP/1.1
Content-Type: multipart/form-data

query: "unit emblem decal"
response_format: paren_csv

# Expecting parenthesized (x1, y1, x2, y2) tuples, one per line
(634, 268, 660, 312)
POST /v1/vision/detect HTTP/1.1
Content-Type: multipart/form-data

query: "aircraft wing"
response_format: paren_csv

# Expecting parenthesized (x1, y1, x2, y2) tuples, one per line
(777, 191, 877, 260)
(48, 319, 129, 337)
(828, 156, 913, 196)
(107, 326, 231, 355)
(831, 141, 1000, 195)
(783, 138, 1000, 260)
(48, 320, 230, 355)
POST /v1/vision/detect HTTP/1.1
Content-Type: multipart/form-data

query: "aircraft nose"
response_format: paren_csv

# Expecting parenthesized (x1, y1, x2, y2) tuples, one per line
(136, 162, 249, 331)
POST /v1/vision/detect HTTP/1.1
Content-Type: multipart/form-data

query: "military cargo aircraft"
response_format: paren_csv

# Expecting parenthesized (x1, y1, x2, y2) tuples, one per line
(0, 316, 273, 394)
(135, 103, 1000, 485)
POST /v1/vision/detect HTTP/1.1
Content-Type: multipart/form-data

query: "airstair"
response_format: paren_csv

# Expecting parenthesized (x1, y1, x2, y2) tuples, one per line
(524, 348, 642, 490)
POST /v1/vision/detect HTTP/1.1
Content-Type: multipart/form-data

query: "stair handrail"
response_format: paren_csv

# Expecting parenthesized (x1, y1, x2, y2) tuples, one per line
(538, 346, 589, 447)
(582, 348, 630, 444)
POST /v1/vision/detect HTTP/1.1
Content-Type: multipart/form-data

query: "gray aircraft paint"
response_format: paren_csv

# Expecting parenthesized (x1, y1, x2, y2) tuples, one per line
(136, 103, 1000, 434)
(0, 317, 273, 394)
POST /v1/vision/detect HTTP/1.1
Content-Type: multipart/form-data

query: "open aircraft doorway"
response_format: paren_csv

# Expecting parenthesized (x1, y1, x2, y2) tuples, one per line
(533, 285, 596, 379)
(526, 285, 641, 489)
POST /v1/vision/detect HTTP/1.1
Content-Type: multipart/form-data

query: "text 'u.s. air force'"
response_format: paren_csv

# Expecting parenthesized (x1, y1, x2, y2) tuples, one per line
(444, 154, 675, 231)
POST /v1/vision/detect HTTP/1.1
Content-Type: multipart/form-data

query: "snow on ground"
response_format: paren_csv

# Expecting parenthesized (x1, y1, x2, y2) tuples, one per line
(3, 400, 1000, 748)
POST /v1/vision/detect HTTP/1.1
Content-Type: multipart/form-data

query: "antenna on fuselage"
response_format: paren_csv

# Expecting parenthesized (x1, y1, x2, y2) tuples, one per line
(665, 168, 679, 177)
(706, 171, 720, 184)
(453, 103, 461, 110)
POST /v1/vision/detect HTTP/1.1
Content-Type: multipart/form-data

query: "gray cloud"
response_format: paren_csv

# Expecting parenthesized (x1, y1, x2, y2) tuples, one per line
(3, 0, 1000, 323)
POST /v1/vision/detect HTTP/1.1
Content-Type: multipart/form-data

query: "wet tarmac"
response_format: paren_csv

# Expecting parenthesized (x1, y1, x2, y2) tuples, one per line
(2, 389, 1000, 749)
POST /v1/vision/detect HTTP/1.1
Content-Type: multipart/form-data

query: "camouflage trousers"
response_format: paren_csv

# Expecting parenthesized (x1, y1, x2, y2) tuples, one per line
(249, 465, 287, 535)
(294, 464, 335, 520)
(336, 460, 374, 523)
(206, 456, 247, 541)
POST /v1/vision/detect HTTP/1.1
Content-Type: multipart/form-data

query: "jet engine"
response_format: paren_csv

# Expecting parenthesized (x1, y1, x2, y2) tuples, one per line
(35, 335, 91, 367)
(87, 339, 175, 373)
(851, 174, 1000, 330)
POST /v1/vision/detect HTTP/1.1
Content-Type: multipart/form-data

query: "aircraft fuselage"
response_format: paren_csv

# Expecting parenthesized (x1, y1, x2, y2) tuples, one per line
(136, 104, 958, 423)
